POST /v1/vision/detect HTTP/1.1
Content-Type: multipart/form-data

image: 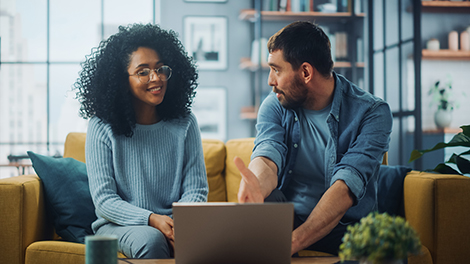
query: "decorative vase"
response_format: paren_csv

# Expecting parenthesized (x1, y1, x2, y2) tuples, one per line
(359, 258, 404, 264)
(448, 31, 458, 51)
(434, 109, 452, 129)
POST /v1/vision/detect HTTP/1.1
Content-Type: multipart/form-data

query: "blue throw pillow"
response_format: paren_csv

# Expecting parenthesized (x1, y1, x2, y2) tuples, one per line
(377, 164, 412, 217)
(27, 151, 96, 243)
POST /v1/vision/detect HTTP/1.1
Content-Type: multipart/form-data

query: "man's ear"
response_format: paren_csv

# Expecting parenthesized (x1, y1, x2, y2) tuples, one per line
(300, 62, 314, 84)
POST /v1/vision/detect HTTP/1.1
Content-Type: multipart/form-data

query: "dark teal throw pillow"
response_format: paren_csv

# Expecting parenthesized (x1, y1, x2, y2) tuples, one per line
(27, 151, 96, 243)
(377, 164, 412, 217)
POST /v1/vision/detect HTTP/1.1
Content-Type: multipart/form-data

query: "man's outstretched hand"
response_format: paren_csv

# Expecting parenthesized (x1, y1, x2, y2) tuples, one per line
(234, 156, 264, 203)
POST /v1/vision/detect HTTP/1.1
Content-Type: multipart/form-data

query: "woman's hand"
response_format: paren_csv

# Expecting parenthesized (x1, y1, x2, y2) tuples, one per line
(148, 213, 175, 249)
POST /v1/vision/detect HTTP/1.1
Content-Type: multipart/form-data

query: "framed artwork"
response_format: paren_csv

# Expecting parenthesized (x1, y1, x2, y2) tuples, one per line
(184, 0, 227, 2)
(192, 87, 227, 141)
(184, 16, 227, 70)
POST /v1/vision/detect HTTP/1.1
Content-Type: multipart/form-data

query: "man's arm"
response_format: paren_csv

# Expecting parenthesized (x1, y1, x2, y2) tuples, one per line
(234, 156, 278, 203)
(291, 179, 354, 255)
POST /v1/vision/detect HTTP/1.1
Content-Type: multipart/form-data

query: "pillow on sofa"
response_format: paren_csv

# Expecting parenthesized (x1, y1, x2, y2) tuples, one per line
(377, 164, 412, 217)
(27, 151, 96, 243)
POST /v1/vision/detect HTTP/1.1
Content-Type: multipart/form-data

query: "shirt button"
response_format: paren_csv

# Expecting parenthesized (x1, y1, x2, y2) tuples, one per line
(288, 170, 292, 174)
(294, 144, 298, 148)
(294, 117, 298, 121)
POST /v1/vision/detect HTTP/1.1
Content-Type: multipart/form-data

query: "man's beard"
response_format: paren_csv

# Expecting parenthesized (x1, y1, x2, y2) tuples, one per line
(274, 75, 308, 110)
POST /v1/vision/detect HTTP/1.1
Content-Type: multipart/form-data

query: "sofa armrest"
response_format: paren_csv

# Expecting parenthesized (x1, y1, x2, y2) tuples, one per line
(0, 174, 54, 264)
(404, 171, 470, 264)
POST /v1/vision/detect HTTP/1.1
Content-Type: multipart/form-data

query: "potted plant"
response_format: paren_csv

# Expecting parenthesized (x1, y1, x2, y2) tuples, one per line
(429, 75, 458, 128)
(409, 125, 470, 175)
(339, 212, 421, 264)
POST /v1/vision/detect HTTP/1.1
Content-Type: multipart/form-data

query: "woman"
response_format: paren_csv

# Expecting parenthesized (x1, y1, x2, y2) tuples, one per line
(74, 23, 208, 259)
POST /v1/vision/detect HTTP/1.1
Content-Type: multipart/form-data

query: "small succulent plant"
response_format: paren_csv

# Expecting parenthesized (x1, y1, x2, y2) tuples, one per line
(339, 212, 421, 264)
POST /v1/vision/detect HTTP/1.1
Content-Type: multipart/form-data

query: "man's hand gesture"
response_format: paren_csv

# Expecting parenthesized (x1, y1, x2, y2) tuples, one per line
(234, 156, 264, 203)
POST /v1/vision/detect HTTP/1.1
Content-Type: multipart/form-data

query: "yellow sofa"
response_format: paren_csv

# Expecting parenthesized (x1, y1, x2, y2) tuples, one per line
(1, 132, 469, 264)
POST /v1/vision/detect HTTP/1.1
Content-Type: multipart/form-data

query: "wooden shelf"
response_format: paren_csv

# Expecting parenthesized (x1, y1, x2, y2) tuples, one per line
(422, 1, 470, 12)
(423, 127, 463, 135)
(239, 9, 365, 22)
(239, 58, 364, 71)
(422, 49, 470, 60)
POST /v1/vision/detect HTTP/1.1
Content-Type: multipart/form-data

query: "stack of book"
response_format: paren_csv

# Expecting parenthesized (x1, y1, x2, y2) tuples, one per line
(261, 0, 355, 13)
(262, 0, 315, 12)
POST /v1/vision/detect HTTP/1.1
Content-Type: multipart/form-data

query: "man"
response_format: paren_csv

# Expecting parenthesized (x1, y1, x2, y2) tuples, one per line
(234, 21, 393, 256)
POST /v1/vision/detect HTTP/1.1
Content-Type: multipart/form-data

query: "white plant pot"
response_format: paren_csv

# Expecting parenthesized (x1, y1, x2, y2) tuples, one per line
(434, 109, 453, 129)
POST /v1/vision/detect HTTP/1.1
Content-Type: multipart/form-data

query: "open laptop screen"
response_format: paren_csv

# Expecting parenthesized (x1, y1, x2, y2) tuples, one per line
(173, 202, 294, 264)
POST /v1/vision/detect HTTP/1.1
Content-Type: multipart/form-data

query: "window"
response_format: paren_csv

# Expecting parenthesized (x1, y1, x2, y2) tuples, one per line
(0, 0, 160, 177)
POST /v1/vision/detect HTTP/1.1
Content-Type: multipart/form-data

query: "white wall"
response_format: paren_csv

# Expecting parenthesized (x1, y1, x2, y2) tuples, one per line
(420, 60, 470, 131)
(160, 0, 253, 141)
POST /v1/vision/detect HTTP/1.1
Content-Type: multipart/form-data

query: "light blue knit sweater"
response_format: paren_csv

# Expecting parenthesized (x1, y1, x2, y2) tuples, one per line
(85, 113, 208, 232)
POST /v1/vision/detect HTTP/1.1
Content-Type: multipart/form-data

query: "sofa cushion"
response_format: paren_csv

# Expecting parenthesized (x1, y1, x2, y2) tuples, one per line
(377, 164, 412, 217)
(201, 139, 227, 202)
(27, 151, 96, 243)
(225, 138, 255, 202)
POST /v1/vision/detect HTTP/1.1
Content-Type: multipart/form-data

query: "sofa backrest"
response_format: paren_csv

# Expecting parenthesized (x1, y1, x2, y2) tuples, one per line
(224, 138, 255, 202)
(63, 132, 230, 202)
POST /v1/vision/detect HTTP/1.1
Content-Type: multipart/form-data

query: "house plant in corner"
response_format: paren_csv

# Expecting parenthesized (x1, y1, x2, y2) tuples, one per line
(409, 125, 470, 175)
(428, 75, 459, 129)
(339, 212, 421, 264)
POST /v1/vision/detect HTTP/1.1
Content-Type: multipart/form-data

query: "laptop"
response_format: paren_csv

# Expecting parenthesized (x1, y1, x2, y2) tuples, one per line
(173, 202, 294, 264)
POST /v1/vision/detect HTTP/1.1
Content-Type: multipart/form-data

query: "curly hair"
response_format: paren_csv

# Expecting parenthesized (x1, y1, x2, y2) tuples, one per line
(74, 23, 198, 137)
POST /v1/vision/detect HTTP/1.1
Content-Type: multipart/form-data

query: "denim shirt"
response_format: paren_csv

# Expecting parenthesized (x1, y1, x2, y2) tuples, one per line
(252, 72, 393, 223)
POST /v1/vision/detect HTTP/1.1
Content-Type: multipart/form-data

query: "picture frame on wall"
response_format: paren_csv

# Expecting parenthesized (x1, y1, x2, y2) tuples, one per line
(184, 16, 227, 70)
(184, 0, 227, 2)
(192, 87, 227, 141)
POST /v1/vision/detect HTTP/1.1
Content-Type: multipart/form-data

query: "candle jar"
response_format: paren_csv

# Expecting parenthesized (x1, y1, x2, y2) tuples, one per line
(427, 38, 440, 51)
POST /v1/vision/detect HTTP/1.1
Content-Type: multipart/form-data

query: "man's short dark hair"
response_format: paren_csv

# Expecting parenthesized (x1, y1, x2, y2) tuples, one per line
(267, 21, 334, 78)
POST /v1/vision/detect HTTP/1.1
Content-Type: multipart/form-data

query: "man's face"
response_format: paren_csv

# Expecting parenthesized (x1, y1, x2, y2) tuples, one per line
(267, 50, 307, 110)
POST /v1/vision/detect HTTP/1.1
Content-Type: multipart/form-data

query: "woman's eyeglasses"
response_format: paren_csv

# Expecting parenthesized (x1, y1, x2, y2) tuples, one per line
(130, 65, 172, 83)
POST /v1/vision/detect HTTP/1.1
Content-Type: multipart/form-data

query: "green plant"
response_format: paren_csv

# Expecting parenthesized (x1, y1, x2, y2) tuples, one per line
(429, 75, 458, 111)
(409, 125, 470, 175)
(339, 212, 421, 264)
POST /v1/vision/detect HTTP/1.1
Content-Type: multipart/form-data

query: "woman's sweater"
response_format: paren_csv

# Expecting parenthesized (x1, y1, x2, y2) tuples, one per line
(85, 113, 208, 232)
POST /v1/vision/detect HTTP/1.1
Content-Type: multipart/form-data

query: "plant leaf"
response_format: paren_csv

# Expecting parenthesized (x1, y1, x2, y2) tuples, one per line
(460, 150, 470, 156)
(433, 163, 461, 175)
(409, 132, 470, 162)
(448, 132, 470, 146)
(461, 125, 470, 137)
(409, 149, 425, 162)
(446, 153, 458, 164)
(455, 155, 470, 174)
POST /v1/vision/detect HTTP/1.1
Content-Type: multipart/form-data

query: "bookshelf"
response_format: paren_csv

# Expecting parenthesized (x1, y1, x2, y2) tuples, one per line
(420, 0, 470, 133)
(239, 9, 365, 21)
(422, 49, 470, 61)
(239, 0, 365, 121)
(421, 1, 470, 12)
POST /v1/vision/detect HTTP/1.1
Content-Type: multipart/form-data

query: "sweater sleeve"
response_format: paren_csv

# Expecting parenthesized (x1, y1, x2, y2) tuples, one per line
(86, 118, 153, 226)
(178, 113, 209, 203)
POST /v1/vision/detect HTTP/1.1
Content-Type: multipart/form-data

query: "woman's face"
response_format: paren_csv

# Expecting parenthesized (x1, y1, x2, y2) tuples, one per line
(127, 47, 168, 112)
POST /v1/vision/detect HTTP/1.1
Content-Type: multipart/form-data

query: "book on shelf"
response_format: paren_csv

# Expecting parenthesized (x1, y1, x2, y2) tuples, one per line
(356, 37, 364, 63)
(251, 38, 269, 66)
(334, 31, 348, 61)
(262, 0, 314, 12)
